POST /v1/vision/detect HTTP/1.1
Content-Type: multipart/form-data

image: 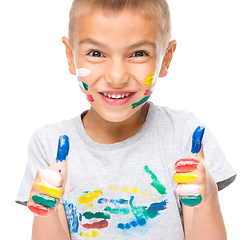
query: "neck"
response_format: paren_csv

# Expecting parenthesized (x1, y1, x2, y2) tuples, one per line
(82, 102, 150, 144)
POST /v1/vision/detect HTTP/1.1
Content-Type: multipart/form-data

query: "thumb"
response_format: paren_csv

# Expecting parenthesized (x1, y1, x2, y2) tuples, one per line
(51, 135, 70, 182)
(189, 126, 205, 159)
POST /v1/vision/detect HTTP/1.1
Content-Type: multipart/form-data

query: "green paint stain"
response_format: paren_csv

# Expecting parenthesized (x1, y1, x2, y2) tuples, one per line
(144, 166, 167, 195)
(104, 207, 130, 215)
(78, 80, 89, 91)
(83, 211, 111, 219)
(181, 195, 202, 207)
(132, 95, 151, 109)
(32, 194, 57, 208)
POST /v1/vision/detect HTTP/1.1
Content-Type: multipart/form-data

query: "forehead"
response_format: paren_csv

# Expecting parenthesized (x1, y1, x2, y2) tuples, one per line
(73, 9, 159, 49)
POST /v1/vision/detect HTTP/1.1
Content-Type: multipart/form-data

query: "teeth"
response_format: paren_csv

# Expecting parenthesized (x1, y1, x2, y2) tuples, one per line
(103, 93, 131, 99)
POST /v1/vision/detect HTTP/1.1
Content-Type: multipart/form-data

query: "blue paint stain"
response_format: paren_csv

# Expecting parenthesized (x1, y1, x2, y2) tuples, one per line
(56, 135, 70, 162)
(191, 126, 205, 154)
(64, 200, 79, 234)
(98, 198, 129, 206)
(59, 170, 61, 173)
(130, 221, 138, 227)
(118, 223, 125, 229)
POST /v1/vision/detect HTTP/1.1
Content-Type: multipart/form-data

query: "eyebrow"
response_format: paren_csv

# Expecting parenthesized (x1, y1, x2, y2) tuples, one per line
(79, 38, 156, 50)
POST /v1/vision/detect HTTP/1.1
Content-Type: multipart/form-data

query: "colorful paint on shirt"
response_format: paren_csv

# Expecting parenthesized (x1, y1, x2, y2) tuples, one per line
(144, 165, 167, 194)
(132, 95, 151, 109)
(143, 71, 155, 87)
(78, 189, 103, 207)
(64, 200, 79, 234)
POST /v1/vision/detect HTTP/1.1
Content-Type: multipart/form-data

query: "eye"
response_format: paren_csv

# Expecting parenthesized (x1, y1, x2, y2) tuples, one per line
(88, 50, 104, 58)
(131, 51, 148, 57)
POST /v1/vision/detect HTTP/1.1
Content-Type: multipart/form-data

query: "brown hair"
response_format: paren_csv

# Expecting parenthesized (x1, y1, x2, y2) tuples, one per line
(68, 0, 172, 52)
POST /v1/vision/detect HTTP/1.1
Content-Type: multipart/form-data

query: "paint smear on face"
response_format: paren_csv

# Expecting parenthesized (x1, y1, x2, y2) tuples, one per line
(76, 68, 90, 77)
(144, 166, 167, 194)
(64, 200, 79, 234)
(144, 88, 153, 96)
(35, 179, 63, 198)
(78, 189, 103, 207)
(78, 80, 89, 91)
(82, 219, 109, 229)
(28, 204, 48, 216)
(143, 71, 155, 87)
(132, 95, 151, 109)
(86, 94, 94, 102)
(176, 184, 200, 196)
(39, 169, 62, 187)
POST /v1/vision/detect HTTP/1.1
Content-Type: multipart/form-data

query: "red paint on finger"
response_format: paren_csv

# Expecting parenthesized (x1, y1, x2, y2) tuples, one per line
(82, 219, 108, 229)
(175, 158, 199, 172)
(28, 204, 48, 216)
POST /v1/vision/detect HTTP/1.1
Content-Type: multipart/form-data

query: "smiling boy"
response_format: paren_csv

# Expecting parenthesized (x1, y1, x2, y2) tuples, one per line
(16, 1, 236, 240)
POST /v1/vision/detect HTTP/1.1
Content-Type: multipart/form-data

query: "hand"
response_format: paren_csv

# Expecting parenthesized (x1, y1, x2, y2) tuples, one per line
(173, 126, 217, 207)
(27, 135, 70, 216)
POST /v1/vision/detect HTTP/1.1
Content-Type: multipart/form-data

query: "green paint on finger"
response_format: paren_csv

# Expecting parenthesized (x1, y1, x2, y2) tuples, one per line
(32, 194, 57, 208)
(181, 195, 202, 207)
(144, 166, 167, 195)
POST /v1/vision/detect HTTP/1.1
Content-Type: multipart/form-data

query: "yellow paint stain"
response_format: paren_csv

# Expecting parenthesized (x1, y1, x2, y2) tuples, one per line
(143, 71, 155, 87)
(78, 189, 103, 207)
(85, 232, 90, 238)
(142, 191, 148, 196)
(131, 187, 140, 193)
(91, 230, 99, 238)
(35, 179, 63, 198)
(173, 173, 198, 184)
(80, 232, 84, 236)
(121, 187, 130, 192)
(109, 186, 119, 191)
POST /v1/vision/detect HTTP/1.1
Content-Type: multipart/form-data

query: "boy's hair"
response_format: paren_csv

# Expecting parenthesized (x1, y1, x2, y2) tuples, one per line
(68, 0, 172, 53)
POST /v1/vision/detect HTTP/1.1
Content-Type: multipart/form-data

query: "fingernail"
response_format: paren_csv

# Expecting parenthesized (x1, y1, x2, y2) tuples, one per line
(56, 135, 70, 162)
(191, 126, 205, 154)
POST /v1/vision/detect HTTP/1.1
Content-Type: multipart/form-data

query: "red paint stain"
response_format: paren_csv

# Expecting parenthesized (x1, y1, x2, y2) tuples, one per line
(68, 187, 75, 195)
(175, 158, 199, 172)
(86, 94, 94, 102)
(144, 89, 153, 96)
(28, 204, 48, 216)
(82, 219, 108, 229)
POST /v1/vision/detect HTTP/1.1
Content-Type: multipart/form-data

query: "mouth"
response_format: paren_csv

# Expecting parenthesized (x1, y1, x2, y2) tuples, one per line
(98, 91, 135, 106)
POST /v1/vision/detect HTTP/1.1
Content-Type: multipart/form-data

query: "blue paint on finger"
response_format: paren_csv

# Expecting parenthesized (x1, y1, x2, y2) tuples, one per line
(56, 135, 70, 162)
(191, 126, 205, 154)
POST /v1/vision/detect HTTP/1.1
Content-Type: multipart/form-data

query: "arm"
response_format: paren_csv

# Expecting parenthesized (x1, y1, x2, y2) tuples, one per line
(174, 126, 227, 240)
(32, 204, 70, 240)
(183, 193, 227, 240)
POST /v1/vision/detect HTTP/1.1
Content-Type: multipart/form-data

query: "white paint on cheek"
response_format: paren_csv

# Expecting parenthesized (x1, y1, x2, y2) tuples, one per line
(76, 68, 90, 77)
(39, 169, 62, 187)
(176, 184, 200, 196)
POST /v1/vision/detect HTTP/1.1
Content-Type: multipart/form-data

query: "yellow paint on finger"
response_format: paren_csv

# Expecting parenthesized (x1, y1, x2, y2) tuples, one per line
(143, 71, 155, 87)
(173, 173, 198, 184)
(35, 180, 63, 198)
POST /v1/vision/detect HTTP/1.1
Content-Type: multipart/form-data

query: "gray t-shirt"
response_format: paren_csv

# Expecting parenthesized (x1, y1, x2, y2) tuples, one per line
(16, 102, 236, 240)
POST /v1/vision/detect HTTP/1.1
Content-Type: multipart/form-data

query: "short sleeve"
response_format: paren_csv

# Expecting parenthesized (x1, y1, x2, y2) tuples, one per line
(181, 114, 236, 191)
(15, 129, 50, 206)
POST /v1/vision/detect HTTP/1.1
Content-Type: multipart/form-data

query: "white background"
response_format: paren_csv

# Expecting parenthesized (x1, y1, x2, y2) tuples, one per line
(1, 0, 246, 239)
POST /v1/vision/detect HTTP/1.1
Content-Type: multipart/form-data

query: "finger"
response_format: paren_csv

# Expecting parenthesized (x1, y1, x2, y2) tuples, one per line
(173, 172, 198, 184)
(32, 194, 57, 208)
(175, 184, 200, 196)
(175, 158, 200, 173)
(52, 135, 70, 175)
(190, 126, 205, 158)
(180, 195, 202, 207)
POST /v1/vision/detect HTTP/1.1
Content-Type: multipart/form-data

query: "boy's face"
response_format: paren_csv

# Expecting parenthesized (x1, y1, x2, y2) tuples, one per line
(64, 10, 166, 122)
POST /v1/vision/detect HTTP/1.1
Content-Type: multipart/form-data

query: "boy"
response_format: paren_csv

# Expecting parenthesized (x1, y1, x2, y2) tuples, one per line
(16, 0, 236, 239)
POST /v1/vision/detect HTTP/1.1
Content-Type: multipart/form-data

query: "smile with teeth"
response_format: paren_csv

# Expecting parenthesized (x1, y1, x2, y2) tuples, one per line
(102, 93, 131, 99)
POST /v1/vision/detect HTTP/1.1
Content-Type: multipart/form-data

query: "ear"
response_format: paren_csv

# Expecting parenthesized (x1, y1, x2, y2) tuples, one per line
(159, 40, 177, 78)
(62, 36, 76, 75)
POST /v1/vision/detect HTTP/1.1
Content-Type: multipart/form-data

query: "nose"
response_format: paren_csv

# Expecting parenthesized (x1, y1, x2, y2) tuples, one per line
(105, 59, 130, 88)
